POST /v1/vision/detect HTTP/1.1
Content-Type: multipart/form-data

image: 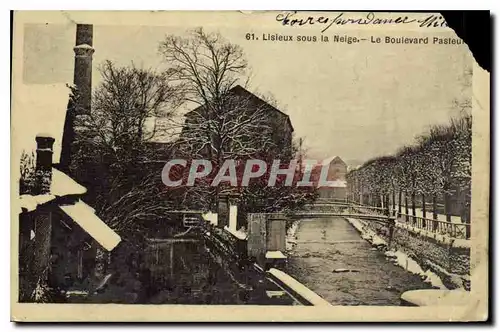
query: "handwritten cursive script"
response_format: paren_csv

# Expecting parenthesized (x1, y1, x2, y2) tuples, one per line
(275, 12, 448, 33)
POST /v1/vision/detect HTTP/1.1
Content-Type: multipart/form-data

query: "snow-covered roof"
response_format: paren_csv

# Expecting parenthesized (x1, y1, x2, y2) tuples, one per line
(18, 167, 87, 213)
(59, 200, 121, 251)
(186, 85, 295, 133)
(19, 194, 56, 213)
(52, 168, 87, 197)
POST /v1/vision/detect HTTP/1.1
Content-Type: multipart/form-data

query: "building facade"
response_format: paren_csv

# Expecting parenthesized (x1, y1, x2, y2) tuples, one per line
(310, 156, 348, 200)
(180, 85, 294, 161)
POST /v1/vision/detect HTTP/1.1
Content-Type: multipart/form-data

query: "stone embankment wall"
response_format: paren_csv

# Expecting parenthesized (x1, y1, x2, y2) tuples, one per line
(365, 220, 470, 290)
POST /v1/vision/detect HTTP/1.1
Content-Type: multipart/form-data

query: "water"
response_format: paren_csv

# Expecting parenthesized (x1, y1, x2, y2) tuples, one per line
(143, 240, 240, 304)
(286, 217, 433, 305)
(142, 238, 298, 305)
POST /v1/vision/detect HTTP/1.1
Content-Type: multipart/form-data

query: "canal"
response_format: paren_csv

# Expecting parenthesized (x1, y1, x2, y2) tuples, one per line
(84, 235, 299, 305)
(140, 237, 299, 305)
(286, 217, 433, 306)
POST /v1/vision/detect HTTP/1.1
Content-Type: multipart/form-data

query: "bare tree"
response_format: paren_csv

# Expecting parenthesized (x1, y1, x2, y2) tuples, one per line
(97, 173, 180, 239)
(74, 60, 182, 240)
(346, 113, 472, 238)
(159, 27, 247, 108)
(159, 28, 280, 164)
(76, 60, 182, 174)
(19, 151, 36, 195)
(159, 28, 302, 212)
(178, 92, 277, 161)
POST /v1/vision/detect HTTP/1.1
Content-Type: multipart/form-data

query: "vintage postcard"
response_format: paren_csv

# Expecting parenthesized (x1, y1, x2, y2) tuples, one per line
(11, 11, 489, 322)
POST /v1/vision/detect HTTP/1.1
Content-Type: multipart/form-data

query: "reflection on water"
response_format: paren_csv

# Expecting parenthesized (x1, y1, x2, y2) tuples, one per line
(287, 218, 433, 306)
(142, 238, 298, 305)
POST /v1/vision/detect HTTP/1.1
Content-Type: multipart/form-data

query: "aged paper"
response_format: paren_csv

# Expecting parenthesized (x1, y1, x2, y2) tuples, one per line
(11, 11, 489, 322)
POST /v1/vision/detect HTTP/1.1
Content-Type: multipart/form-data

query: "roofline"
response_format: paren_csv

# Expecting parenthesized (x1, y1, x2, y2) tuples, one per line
(185, 85, 294, 132)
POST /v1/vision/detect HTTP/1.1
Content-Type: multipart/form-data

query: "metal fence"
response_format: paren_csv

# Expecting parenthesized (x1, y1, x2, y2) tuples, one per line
(398, 213, 470, 239)
(347, 202, 470, 240)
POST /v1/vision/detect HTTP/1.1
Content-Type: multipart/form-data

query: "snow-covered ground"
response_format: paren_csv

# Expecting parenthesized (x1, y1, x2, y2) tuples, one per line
(345, 217, 387, 248)
(385, 250, 446, 289)
(344, 217, 450, 290)
(396, 205, 463, 224)
(358, 203, 465, 224)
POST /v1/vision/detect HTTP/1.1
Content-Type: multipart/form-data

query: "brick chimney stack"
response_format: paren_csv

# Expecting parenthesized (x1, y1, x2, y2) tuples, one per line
(73, 24, 94, 114)
(34, 135, 55, 195)
(60, 24, 94, 172)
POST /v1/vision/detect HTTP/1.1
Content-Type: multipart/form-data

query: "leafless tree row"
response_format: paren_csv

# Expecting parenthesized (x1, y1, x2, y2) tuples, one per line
(347, 112, 472, 229)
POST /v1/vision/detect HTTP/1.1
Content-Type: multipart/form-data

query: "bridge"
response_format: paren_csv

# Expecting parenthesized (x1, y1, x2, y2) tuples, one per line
(294, 200, 470, 240)
(291, 212, 388, 220)
(146, 199, 469, 306)
(150, 201, 398, 306)
(162, 202, 394, 227)
(290, 201, 392, 223)
(291, 206, 389, 220)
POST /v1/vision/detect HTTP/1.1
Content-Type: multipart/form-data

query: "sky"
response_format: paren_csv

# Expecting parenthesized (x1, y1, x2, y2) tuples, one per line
(19, 12, 473, 166)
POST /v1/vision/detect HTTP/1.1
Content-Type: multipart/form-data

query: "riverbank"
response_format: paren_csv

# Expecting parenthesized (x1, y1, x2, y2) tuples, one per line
(285, 217, 433, 305)
(344, 217, 460, 291)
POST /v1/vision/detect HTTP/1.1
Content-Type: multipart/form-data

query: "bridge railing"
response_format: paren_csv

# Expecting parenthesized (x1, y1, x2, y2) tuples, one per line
(301, 200, 471, 240)
(349, 204, 391, 216)
(317, 201, 470, 240)
(397, 213, 470, 239)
